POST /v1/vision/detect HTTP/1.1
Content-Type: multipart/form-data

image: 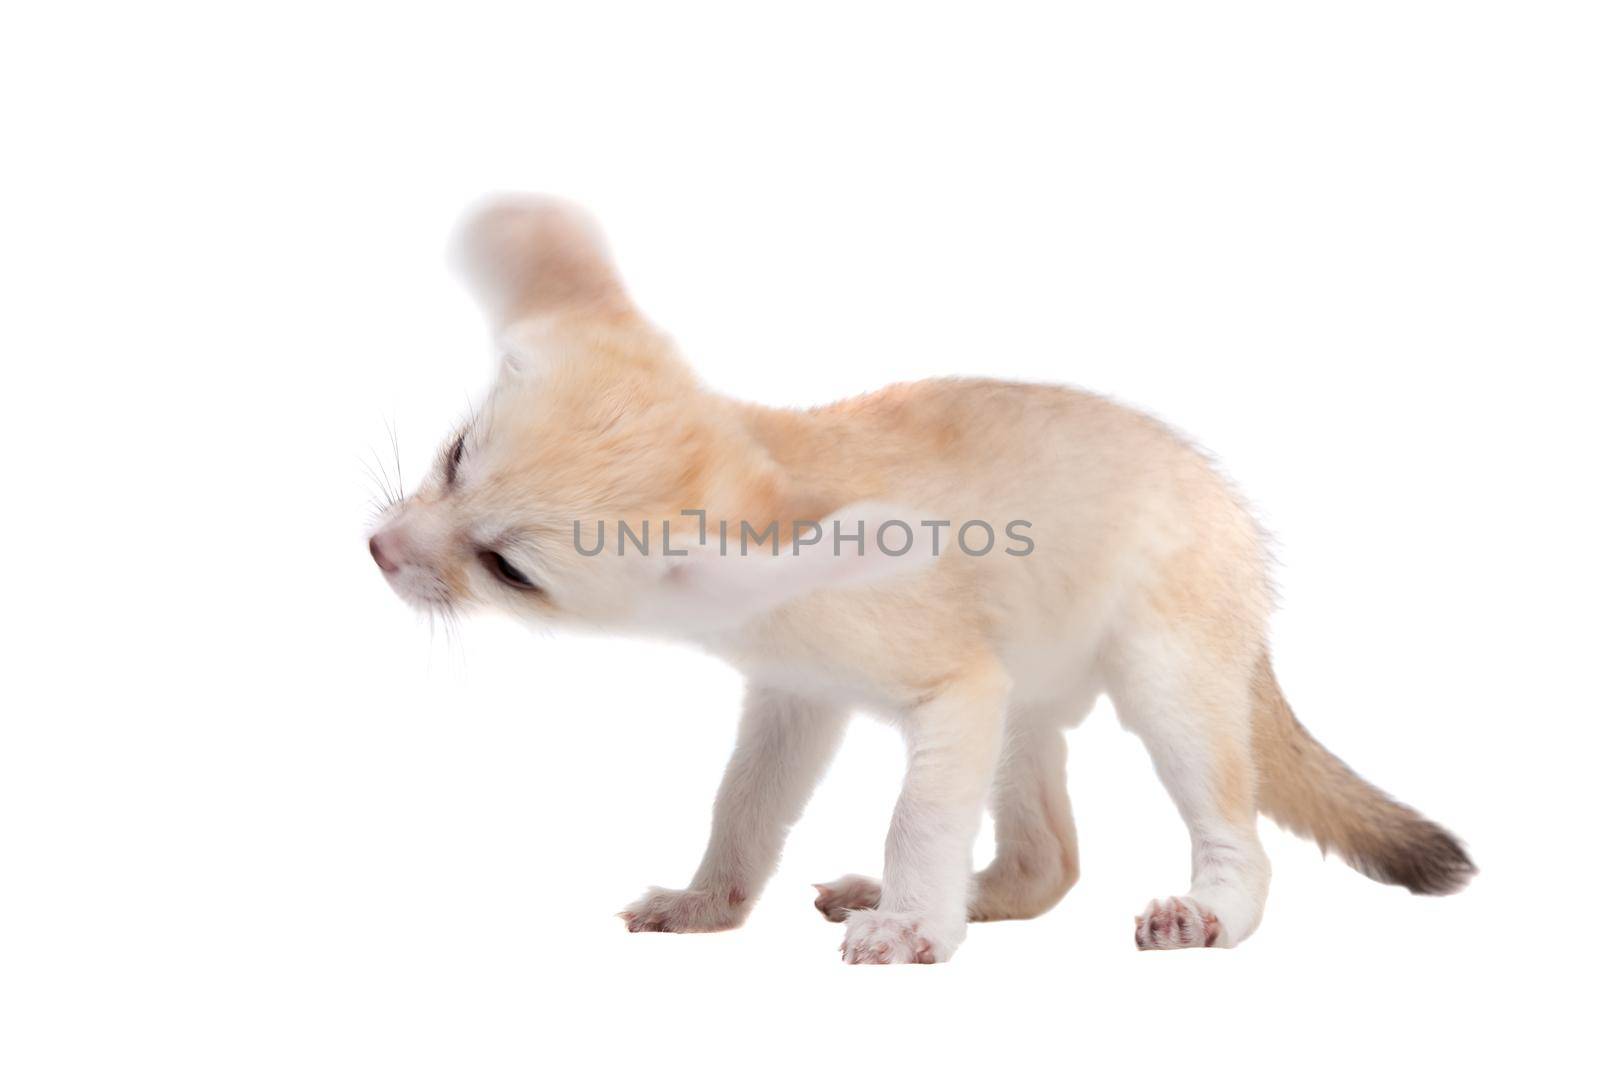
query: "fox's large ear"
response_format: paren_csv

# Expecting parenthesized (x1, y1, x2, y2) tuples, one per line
(454, 194, 633, 330)
(644, 502, 942, 633)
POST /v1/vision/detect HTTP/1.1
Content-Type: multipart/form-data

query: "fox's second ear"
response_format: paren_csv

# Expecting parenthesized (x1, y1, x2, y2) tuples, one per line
(645, 502, 942, 633)
(454, 194, 632, 331)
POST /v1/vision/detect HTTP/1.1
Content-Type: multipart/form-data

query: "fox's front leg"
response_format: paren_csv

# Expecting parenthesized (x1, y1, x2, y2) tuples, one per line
(842, 660, 1007, 964)
(621, 686, 846, 933)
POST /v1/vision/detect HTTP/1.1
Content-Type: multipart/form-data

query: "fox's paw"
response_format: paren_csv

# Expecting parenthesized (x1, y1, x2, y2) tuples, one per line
(813, 874, 882, 923)
(619, 885, 747, 933)
(1134, 896, 1220, 950)
(841, 911, 946, 964)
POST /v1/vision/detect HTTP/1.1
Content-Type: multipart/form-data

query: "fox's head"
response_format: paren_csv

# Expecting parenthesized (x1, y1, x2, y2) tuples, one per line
(368, 196, 932, 637)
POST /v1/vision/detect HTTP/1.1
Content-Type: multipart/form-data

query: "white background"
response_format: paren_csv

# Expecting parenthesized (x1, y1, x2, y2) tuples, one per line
(3, 3, 1596, 1063)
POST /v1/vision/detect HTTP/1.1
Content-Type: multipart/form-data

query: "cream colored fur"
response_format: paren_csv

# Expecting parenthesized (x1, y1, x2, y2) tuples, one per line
(369, 195, 1473, 964)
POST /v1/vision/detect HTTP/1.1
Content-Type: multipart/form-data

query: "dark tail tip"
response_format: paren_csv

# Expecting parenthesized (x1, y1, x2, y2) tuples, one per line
(1357, 821, 1477, 896)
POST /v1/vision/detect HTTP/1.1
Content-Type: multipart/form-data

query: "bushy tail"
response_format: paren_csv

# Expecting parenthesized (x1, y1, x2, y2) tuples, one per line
(1251, 657, 1475, 894)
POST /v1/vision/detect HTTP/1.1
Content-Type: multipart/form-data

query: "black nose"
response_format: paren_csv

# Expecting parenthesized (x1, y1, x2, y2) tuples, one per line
(369, 534, 398, 573)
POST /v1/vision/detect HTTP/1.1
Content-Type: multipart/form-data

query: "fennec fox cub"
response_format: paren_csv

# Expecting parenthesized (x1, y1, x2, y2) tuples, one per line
(368, 195, 1473, 964)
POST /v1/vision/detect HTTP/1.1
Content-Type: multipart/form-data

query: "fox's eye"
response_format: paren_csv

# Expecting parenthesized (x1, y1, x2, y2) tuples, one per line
(480, 550, 538, 592)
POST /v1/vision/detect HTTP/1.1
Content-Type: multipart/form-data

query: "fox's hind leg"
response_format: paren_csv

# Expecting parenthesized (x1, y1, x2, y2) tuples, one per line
(967, 707, 1082, 921)
(1107, 632, 1270, 950)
